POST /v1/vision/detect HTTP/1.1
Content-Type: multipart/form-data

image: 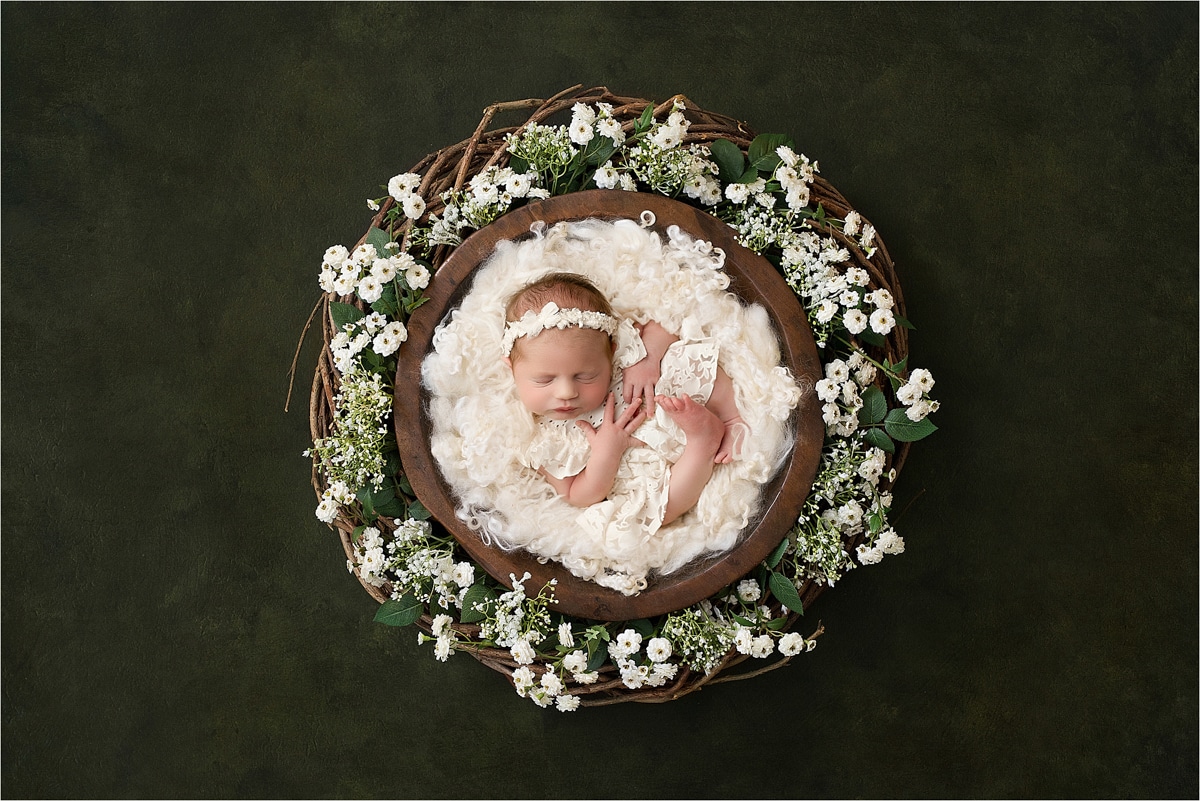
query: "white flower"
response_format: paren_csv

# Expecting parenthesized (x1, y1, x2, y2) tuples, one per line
(750, 634, 773, 658)
(909, 368, 935, 393)
(868, 288, 895, 310)
(318, 266, 337, 293)
(651, 662, 678, 683)
(572, 671, 599, 685)
(843, 308, 869, 335)
(839, 289, 861, 308)
(596, 117, 624, 144)
(615, 629, 642, 655)
(372, 322, 406, 357)
(431, 614, 453, 637)
(404, 263, 431, 290)
(778, 632, 805, 656)
(821, 402, 839, 425)
(845, 267, 870, 287)
(784, 184, 811, 211)
(452, 562, 474, 589)
(725, 182, 751, 205)
(815, 299, 838, 324)
(896, 381, 923, 405)
(878, 528, 906, 555)
(646, 637, 673, 663)
(558, 622, 575, 648)
(843, 210, 861, 237)
(540, 671, 564, 696)
(562, 650, 588, 674)
(860, 223, 876, 250)
(869, 308, 895, 335)
(556, 694, 580, 712)
(315, 498, 339, 523)
(825, 359, 850, 383)
(618, 174, 637, 191)
(401, 193, 426, 220)
(650, 123, 684, 149)
(387, 172, 421, 200)
(837, 501, 863, 528)
(510, 639, 536, 665)
(856, 543, 884, 565)
(570, 102, 596, 127)
(323, 244, 349, 267)
(906, 398, 933, 422)
(512, 666, 535, 696)
(367, 198, 380, 211)
(733, 625, 754, 655)
(371, 258, 397, 282)
(350, 243, 377, 264)
(434, 636, 453, 662)
(357, 276, 383, 303)
(568, 118, 595, 146)
(736, 579, 762, 603)
(332, 273, 357, 297)
(776, 145, 798, 167)
(359, 546, 384, 577)
(505, 173, 532, 197)
(815, 378, 840, 403)
(594, 163, 620, 190)
(854, 363, 877, 386)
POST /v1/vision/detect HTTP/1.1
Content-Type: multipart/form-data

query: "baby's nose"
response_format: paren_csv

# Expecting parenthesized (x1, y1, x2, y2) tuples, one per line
(554, 379, 578, 399)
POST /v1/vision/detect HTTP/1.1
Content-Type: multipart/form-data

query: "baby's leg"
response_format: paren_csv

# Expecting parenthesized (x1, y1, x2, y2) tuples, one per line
(706, 368, 748, 464)
(656, 395, 723, 526)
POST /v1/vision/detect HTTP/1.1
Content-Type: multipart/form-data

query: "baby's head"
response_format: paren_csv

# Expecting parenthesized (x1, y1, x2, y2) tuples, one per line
(503, 273, 616, 420)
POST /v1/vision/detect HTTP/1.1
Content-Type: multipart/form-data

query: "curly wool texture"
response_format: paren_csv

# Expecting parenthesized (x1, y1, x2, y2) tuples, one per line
(422, 218, 804, 595)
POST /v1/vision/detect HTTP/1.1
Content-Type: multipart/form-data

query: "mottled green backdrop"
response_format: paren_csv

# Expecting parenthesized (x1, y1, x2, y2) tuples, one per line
(3, 3, 1196, 798)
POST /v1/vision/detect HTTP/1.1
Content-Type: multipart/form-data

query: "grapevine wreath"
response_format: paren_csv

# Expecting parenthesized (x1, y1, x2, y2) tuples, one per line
(296, 86, 938, 709)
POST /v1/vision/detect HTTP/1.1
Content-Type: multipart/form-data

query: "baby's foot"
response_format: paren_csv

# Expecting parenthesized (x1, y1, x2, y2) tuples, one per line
(716, 416, 750, 464)
(656, 395, 723, 459)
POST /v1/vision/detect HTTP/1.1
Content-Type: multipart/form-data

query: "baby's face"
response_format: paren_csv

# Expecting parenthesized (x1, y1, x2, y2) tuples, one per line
(507, 327, 613, 420)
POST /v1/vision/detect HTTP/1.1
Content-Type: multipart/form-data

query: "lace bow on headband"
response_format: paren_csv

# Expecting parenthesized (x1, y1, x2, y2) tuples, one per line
(501, 302, 619, 356)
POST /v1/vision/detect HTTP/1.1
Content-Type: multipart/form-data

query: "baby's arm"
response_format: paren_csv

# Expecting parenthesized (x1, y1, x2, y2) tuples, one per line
(542, 393, 645, 507)
(622, 320, 679, 414)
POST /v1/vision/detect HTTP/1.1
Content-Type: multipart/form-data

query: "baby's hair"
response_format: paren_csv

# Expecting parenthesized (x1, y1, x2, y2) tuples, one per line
(504, 272, 615, 362)
(505, 272, 614, 321)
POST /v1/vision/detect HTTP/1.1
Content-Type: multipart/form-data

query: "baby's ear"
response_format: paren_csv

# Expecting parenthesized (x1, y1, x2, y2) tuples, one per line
(502, 356, 513, 369)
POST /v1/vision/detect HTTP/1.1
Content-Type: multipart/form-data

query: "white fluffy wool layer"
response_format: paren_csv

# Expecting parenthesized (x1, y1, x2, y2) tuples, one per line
(422, 217, 804, 595)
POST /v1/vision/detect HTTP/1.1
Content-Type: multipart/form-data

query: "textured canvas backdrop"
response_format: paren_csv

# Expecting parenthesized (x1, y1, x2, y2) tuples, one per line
(3, 3, 1196, 798)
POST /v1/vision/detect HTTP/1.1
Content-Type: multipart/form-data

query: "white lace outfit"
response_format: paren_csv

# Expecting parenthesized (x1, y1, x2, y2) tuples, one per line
(523, 321, 721, 558)
(422, 217, 805, 595)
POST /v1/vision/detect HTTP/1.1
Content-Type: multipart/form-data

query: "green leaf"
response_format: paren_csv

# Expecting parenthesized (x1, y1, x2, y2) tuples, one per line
(586, 641, 609, 672)
(862, 427, 896, 454)
(747, 133, 792, 174)
(884, 408, 939, 442)
(736, 165, 759, 184)
(508, 154, 529, 174)
(765, 536, 789, 569)
(583, 136, 617, 166)
(628, 618, 654, 638)
(857, 329, 886, 348)
(356, 486, 376, 520)
(765, 616, 788, 631)
(730, 612, 754, 627)
(330, 301, 364, 331)
(351, 524, 366, 543)
(768, 571, 805, 615)
(366, 226, 393, 254)
(374, 595, 423, 627)
(895, 313, 915, 331)
(869, 513, 883, 534)
(858, 386, 888, 425)
(709, 139, 746, 183)
(636, 104, 655, 133)
(887, 355, 909, 374)
(374, 497, 405, 517)
(459, 583, 496, 624)
(406, 499, 431, 521)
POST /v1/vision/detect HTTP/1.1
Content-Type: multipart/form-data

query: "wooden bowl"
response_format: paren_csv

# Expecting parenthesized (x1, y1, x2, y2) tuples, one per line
(394, 190, 824, 620)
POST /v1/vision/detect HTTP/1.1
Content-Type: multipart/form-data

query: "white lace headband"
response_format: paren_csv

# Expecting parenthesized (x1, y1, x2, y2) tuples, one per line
(501, 302, 618, 356)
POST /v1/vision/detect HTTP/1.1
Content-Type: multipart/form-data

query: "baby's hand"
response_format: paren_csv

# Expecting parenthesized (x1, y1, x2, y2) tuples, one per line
(622, 357, 661, 416)
(578, 393, 645, 457)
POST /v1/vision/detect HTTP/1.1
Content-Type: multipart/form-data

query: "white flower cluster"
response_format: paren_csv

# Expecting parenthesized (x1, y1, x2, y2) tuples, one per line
(814, 351, 878, 437)
(326, 312, 408, 373)
(726, 145, 817, 213)
(894, 367, 939, 422)
(350, 518, 476, 617)
(506, 122, 577, 171)
(567, 101, 626, 148)
(318, 242, 430, 314)
(617, 102, 722, 203)
(604, 629, 680, 690)
(386, 171, 428, 220)
(790, 439, 901, 585)
(307, 363, 393, 514)
(475, 572, 555, 653)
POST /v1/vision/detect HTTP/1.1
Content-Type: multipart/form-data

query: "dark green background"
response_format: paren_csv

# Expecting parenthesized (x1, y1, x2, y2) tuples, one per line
(3, 2, 1196, 798)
